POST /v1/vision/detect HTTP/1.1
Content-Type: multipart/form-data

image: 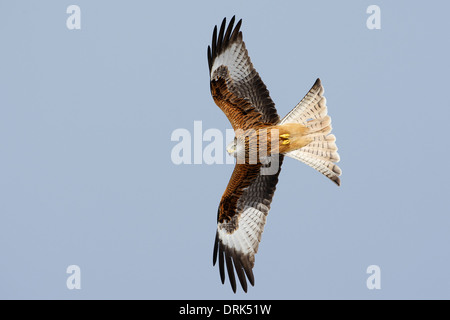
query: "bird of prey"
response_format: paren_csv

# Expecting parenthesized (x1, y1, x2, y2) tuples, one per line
(208, 16, 341, 293)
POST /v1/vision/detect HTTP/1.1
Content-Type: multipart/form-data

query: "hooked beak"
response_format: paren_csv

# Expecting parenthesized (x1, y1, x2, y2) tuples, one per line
(226, 141, 236, 155)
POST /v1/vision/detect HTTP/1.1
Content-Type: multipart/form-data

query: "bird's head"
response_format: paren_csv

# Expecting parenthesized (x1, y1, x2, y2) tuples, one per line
(226, 138, 237, 157)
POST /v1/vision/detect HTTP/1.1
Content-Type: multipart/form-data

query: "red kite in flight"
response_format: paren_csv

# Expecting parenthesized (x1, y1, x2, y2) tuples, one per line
(208, 16, 341, 293)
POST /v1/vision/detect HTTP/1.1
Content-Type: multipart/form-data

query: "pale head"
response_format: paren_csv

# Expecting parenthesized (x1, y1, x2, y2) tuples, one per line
(226, 139, 237, 157)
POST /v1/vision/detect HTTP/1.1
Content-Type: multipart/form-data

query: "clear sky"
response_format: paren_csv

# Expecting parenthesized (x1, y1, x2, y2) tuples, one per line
(1, 0, 449, 299)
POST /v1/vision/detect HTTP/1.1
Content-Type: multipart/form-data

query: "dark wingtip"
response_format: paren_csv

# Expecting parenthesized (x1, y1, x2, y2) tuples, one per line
(233, 256, 248, 293)
(232, 19, 243, 39)
(207, 46, 212, 71)
(217, 18, 226, 51)
(209, 16, 243, 74)
(244, 264, 254, 287)
(211, 25, 218, 58)
(229, 15, 236, 27)
(225, 253, 237, 293)
(213, 232, 218, 266)
(218, 242, 225, 284)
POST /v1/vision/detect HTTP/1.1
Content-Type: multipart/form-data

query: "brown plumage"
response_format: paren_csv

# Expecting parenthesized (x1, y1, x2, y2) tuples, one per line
(208, 16, 341, 293)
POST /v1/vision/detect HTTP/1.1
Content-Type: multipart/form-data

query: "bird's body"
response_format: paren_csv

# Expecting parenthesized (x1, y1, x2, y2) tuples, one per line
(208, 17, 342, 293)
(226, 123, 312, 159)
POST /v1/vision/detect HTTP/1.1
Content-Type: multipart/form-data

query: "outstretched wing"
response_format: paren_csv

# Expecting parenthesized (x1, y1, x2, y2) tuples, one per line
(208, 17, 284, 293)
(213, 155, 284, 293)
(208, 16, 280, 130)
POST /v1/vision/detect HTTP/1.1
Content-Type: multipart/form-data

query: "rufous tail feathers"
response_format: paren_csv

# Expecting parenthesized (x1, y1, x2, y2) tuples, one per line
(278, 78, 341, 186)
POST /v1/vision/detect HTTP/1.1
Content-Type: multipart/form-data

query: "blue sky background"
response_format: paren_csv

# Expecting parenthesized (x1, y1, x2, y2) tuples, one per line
(1, 0, 449, 299)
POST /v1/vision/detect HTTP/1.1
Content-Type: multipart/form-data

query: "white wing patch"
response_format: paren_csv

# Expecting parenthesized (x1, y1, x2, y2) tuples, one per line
(211, 41, 252, 83)
(217, 205, 267, 263)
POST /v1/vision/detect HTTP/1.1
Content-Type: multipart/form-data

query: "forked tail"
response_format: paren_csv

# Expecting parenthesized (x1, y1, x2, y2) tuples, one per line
(279, 78, 341, 186)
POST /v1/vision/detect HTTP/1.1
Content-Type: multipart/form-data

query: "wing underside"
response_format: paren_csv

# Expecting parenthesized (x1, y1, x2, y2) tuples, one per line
(213, 156, 284, 292)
